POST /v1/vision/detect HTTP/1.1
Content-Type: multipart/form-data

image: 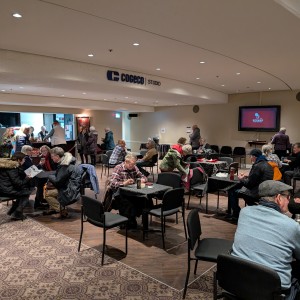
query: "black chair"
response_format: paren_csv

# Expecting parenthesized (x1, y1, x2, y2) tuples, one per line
(211, 145, 220, 154)
(145, 188, 187, 250)
(187, 167, 208, 212)
(183, 209, 233, 299)
(145, 154, 159, 181)
(293, 176, 300, 194)
(78, 164, 99, 199)
(78, 195, 128, 265)
(220, 146, 233, 157)
(218, 156, 233, 167)
(213, 254, 286, 300)
(232, 146, 246, 168)
(100, 154, 117, 178)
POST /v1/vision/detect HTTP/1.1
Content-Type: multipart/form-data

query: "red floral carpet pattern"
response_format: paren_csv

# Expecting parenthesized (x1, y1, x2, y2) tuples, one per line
(0, 204, 214, 299)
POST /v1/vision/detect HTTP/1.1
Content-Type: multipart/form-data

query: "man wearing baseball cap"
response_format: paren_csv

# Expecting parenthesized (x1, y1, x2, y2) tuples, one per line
(232, 180, 300, 299)
(227, 148, 273, 222)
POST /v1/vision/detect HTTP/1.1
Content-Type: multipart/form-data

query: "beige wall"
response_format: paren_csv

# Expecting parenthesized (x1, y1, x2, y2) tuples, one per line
(126, 90, 300, 153)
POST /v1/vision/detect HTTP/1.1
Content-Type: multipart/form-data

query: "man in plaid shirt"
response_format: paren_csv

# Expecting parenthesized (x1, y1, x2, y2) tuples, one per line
(110, 153, 147, 228)
(109, 139, 127, 165)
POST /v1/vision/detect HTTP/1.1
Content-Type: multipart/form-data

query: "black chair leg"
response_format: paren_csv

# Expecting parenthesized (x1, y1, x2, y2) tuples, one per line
(161, 216, 165, 250)
(182, 211, 187, 240)
(102, 228, 106, 265)
(125, 224, 128, 255)
(194, 260, 198, 275)
(183, 258, 191, 299)
(78, 211, 84, 252)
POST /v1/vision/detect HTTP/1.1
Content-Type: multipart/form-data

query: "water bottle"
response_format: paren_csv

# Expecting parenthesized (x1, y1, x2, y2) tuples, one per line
(229, 168, 235, 180)
(136, 178, 141, 189)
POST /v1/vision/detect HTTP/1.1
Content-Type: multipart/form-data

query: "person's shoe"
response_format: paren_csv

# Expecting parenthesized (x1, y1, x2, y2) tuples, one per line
(11, 211, 27, 220)
(43, 209, 58, 216)
(7, 204, 18, 216)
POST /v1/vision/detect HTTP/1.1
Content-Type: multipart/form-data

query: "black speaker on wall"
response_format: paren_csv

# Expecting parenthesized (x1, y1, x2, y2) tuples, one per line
(127, 113, 138, 120)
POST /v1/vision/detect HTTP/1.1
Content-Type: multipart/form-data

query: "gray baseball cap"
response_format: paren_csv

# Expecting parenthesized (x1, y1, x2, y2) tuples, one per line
(259, 180, 292, 197)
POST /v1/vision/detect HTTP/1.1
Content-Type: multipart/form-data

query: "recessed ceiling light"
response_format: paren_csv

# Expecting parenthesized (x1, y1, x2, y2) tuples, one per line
(133, 43, 140, 46)
(236, 72, 241, 75)
(103, 98, 107, 101)
(19, 86, 23, 89)
(1, 89, 6, 92)
(196, 77, 200, 80)
(12, 13, 22, 18)
(155, 100, 159, 103)
(156, 68, 161, 71)
(88, 54, 94, 57)
(82, 92, 86, 95)
(268, 88, 272, 90)
(257, 81, 261, 84)
(134, 101, 138, 104)
(175, 104, 178, 106)
(125, 96, 129, 99)
(199, 61, 205, 64)
(61, 95, 65, 97)
(221, 84, 225, 87)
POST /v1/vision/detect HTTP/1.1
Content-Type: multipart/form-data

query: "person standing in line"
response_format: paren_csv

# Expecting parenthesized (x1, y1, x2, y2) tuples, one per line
(43, 120, 66, 147)
(271, 127, 291, 159)
(101, 127, 115, 150)
(77, 126, 89, 164)
(15, 124, 31, 152)
(38, 126, 48, 141)
(189, 125, 201, 151)
(86, 126, 98, 166)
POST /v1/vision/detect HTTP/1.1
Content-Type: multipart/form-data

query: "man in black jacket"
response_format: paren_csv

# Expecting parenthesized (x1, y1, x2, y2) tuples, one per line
(227, 149, 274, 222)
(44, 147, 82, 218)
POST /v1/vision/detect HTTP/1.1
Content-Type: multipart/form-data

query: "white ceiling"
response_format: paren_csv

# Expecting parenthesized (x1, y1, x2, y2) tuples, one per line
(0, 0, 300, 111)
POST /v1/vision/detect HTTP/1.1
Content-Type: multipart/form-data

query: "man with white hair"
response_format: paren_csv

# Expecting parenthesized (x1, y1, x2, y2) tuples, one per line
(232, 180, 300, 299)
(271, 127, 291, 159)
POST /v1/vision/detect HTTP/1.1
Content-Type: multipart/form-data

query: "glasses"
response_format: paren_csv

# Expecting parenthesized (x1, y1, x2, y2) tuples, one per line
(280, 193, 291, 200)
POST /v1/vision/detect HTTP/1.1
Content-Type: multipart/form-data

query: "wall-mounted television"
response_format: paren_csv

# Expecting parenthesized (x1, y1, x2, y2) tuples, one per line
(238, 106, 281, 132)
(0, 112, 21, 127)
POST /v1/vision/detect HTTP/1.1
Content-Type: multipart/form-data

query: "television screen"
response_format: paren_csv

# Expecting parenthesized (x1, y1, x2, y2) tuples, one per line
(238, 106, 281, 132)
(0, 112, 21, 127)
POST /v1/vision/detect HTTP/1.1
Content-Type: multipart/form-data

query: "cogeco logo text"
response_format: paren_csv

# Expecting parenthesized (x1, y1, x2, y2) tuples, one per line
(107, 70, 145, 85)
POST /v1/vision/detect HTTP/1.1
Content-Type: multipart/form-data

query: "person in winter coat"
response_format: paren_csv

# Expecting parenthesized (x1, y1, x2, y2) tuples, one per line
(189, 125, 201, 150)
(227, 148, 274, 222)
(77, 126, 89, 164)
(43, 147, 82, 218)
(0, 152, 33, 220)
(86, 126, 98, 166)
(101, 127, 115, 150)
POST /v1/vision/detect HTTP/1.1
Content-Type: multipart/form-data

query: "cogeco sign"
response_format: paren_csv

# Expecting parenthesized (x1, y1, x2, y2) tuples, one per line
(107, 70, 145, 85)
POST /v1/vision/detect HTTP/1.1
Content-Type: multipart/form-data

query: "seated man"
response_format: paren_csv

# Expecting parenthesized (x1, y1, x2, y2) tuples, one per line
(109, 139, 126, 165)
(0, 152, 34, 220)
(109, 153, 147, 228)
(232, 180, 300, 300)
(284, 142, 300, 185)
(136, 140, 158, 177)
(227, 148, 273, 222)
(43, 147, 82, 218)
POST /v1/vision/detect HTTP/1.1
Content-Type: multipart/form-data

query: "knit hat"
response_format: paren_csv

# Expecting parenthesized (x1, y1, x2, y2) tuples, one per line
(259, 180, 292, 197)
(249, 149, 262, 157)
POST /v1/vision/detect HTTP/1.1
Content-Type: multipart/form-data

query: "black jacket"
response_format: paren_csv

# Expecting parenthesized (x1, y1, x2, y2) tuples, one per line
(240, 155, 274, 198)
(48, 153, 82, 206)
(0, 158, 32, 197)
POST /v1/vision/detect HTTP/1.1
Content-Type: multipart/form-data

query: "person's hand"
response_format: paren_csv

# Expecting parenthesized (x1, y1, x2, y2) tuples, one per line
(124, 179, 134, 186)
(294, 198, 300, 204)
(238, 173, 246, 180)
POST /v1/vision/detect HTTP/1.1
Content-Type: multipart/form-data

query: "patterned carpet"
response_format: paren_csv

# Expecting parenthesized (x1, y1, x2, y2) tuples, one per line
(0, 203, 215, 299)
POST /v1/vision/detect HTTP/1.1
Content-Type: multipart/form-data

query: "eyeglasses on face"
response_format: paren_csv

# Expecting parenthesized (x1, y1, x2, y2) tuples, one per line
(280, 193, 291, 200)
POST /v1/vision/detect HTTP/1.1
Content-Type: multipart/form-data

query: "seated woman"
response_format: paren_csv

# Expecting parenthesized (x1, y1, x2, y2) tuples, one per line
(21, 145, 33, 170)
(262, 144, 282, 181)
(34, 145, 58, 209)
(0, 152, 33, 220)
(159, 143, 192, 176)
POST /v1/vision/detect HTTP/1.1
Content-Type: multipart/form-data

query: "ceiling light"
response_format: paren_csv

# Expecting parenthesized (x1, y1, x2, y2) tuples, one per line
(221, 84, 225, 87)
(88, 54, 94, 57)
(134, 101, 138, 104)
(12, 13, 22, 18)
(133, 42, 140, 46)
(268, 88, 272, 90)
(156, 68, 161, 71)
(125, 96, 129, 99)
(236, 72, 241, 75)
(103, 98, 107, 101)
(257, 81, 261, 84)
(1, 90, 6, 92)
(196, 77, 200, 80)
(61, 95, 65, 97)
(199, 61, 205, 64)
(82, 92, 86, 95)
(19, 86, 23, 89)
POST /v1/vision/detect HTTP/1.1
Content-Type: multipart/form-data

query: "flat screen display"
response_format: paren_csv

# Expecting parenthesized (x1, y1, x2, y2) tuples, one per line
(0, 112, 21, 127)
(238, 106, 281, 132)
